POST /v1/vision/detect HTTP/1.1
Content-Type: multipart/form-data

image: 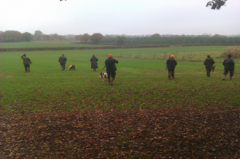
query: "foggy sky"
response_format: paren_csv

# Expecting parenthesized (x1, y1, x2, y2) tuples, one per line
(0, 0, 239, 35)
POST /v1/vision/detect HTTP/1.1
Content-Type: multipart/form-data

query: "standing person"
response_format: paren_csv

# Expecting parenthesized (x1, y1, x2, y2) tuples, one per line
(59, 54, 67, 70)
(105, 54, 118, 85)
(166, 54, 177, 80)
(223, 54, 235, 80)
(204, 55, 215, 77)
(21, 54, 32, 72)
(90, 55, 98, 71)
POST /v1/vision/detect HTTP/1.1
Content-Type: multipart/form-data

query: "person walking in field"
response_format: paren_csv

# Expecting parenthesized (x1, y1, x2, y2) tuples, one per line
(105, 54, 118, 85)
(59, 54, 67, 70)
(222, 54, 235, 80)
(90, 55, 98, 71)
(204, 55, 215, 77)
(21, 54, 32, 72)
(166, 54, 177, 80)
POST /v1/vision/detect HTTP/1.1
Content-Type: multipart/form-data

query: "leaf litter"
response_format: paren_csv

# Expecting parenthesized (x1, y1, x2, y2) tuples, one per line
(1, 107, 240, 158)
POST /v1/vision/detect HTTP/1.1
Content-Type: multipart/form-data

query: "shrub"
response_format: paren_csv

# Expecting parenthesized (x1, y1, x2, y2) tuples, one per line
(222, 47, 240, 58)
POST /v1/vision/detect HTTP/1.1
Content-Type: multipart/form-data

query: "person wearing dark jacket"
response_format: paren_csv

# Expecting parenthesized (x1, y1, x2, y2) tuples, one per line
(166, 55, 177, 80)
(204, 55, 215, 77)
(223, 54, 235, 80)
(105, 54, 118, 85)
(21, 54, 32, 72)
(90, 55, 98, 71)
(59, 54, 67, 70)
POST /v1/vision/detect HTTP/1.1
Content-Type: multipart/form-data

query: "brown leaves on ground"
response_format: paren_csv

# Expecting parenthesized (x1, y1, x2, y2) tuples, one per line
(1, 108, 240, 158)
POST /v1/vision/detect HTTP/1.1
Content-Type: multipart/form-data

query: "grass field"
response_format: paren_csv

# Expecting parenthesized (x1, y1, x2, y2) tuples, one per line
(0, 46, 240, 158)
(0, 46, 239, 112)
(0, 41, 108, 48)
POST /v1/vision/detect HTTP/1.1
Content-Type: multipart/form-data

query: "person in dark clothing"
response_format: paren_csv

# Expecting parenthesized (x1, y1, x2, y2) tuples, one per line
(204, 55, 215, 77)
(21, 54, 32, 72)
(59, 54, 67, 70)
(105, 54, 118, 85)
(166, 54, 177, 80)
(90, 55, 98, 71)
(223, 54, 235, 80)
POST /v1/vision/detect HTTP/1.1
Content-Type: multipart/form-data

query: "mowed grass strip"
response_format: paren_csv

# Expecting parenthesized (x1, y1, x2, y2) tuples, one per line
(0, 47, 239, 113)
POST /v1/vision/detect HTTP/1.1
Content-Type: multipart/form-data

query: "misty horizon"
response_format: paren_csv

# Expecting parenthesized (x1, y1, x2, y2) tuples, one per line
(1, 0, 240, 36)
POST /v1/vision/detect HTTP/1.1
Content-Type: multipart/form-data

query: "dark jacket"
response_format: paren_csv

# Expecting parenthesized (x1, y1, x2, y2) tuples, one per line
(166, 57, 177, 70)
(21, 55, 32, 65)
(204, 57, 215, 69)
(223, 57, 235, 70)
(105, 57, 118, 72)
(59, 56, 67, 64)
(90, 56, 98, 69)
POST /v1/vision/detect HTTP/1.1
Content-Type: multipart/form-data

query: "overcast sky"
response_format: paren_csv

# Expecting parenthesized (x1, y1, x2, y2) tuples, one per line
(0, 0, 239, 35)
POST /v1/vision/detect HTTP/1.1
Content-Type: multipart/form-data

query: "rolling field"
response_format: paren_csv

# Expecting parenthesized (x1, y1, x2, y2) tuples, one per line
(0, 46, 240, 158)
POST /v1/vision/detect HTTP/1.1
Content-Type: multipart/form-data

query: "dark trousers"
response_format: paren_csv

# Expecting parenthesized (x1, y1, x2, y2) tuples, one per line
(168, 69, 175, 79)
(107, 71, 116, 82)
(24, 64, 30, 72)
(206, 68, 211, 77)
(60, 63, 66, 70)
(224, 69, 234, 77)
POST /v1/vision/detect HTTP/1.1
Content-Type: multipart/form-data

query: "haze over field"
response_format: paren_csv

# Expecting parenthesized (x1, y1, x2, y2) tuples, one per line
(1, 0, 240, 35)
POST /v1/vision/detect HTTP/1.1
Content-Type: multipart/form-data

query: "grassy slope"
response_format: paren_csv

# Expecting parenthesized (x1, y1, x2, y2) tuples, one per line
(0, 47, 239, 113)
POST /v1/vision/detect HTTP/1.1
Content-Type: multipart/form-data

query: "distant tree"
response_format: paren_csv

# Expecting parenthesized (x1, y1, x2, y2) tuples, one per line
(58, 35, 63, 41)
(90, 33, 104, 44)
(34, 30, 43, 36)
(0, 31, 2, 42)
(2, 30, 22, 42)
(151, 33, 161, 38)
(34, 30, 43, 40)
(51, 34, 59, 40)
(213, 34, 226, 37)
(43, 34, 51, 40)
(116, 36, 127, 45)
(75, 35, 82, 41)
(21, 32, 33, 42)
(81, 33, 91, 43)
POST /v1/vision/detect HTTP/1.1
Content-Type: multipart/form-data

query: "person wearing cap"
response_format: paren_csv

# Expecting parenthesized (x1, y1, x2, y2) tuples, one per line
(105, 54, 118, 85)
(166, 54, 177, 79)
(90, 55, 98, 71)
(59, 54, 67, 70)
(204, 55, 215, 77)
(21, 54, 32, 72)
(222, 54, 235, 80)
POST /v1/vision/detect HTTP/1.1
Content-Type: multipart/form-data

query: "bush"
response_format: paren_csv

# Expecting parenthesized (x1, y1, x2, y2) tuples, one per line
(222, 47, 240, 58)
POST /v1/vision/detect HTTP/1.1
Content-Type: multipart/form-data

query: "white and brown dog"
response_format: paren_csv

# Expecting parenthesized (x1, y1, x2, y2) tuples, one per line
(68, 65, 75, 70)
(100, 72, 108, 81)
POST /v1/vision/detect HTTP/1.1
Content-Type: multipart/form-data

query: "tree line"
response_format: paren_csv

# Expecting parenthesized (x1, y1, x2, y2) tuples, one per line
(0, 30, 239, 45)
(0, 31, 33, 42)
(103, 34, 240, 45)
(0, 30, 105, 44)
(0, 30, 67, 42)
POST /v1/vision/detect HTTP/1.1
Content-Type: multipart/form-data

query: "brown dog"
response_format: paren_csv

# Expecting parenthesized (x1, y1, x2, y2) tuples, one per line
(212, 65, 215, 72)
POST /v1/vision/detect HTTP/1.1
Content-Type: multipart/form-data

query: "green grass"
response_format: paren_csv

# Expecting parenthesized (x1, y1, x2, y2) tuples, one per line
(0, 46, 239, 113)
(0, 41, 108, 48)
